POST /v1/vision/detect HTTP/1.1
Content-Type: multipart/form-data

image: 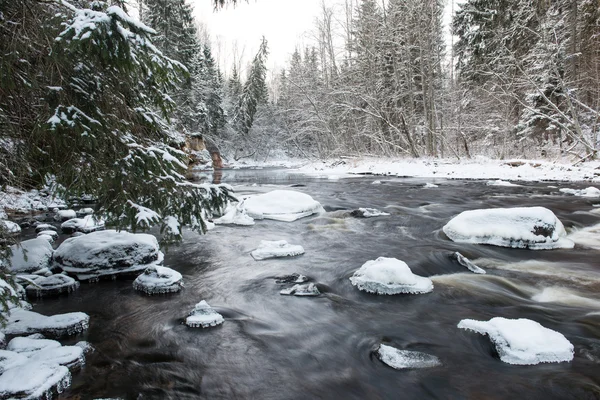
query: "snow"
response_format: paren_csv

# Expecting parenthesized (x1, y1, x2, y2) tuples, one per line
(242, 190, 323, 222)
(275, 273, 309, 284)
(0, 350, 28, 374)
(424, 183, 439, 188)
(251, 240, 305, 261)
(127, 201, 160, 228)
(559, 186, 600, 197)
(486, 180, 521, 187)
(35, 224, 57, 233)
(37, 230, 59, 240)
(214, 203, 255, 226)
(0, 185, 67, 214)
(2, 308, 89, 338)
(0, 362, 71, 399)
(28, 346, 84, 369)
(76, 207, 94, 216)
(61, 214, 105, 233)
(280, 283, 320, 296)
(37, 234, 55, 244)
(54, 230, 163, 280)
(377, 344, 442, 369)
(443, 207, 574, 249)
(351, 208, 390, 218)
(186, 301, 224, 328)
(133, 265, 183, 295)
(458, 317, 574, 365)
(54, 209, 77, 221)
(372, 180, 382, 185)
(349, 257, 433, 295)
(1, 220, 21, 235)
(7, 337, 61, 354)
(453, 252, 486, 274)
(25, 274, 80, 298)
(9, 238, 54, 274)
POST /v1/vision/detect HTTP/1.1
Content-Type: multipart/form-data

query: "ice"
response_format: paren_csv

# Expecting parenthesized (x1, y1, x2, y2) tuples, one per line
(54, 209, 76, 221)
(8, 238, 53, 274)
(275, 273, 309, 284)
(133, 265, 183, 295)
(443, 207, 574, 249)
(0, 362, 71, 400)
(186, 301, 224, 328)
(486, 180, 521, 187)
(243, 190, 323, 222)
(1, 220, 21, 235)
(377, 344, 442, 369)
(7, 337, 61, 354)
(280, 283, 320, 296)
(61, 214, 105, 233)
(37, 230, 59, 240)
(214, 203, 255, 226)
(458, 317, 574, 365)
(0, 350, 28, 374)
(251, 240, 305, 261)
(25, 274, 80, 298)
(453, 252, 486, 274)
(424, 183, 439, 188)
(350, 257, 433, 295)
(559, 187, 600, 197)
(54, 230, 163, 280)
(2, 308, 89, 338)
(351, 208, 390, 218)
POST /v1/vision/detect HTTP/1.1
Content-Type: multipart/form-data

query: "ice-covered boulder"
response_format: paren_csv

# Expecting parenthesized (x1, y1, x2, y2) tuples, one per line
(35, 223, 57, 233)
(60, 214, 105, 234)
(280, 283, 320, 296)
(25, 274, 80, 298)
(186, 301, 224, 328)
(54, 230, 163, 281)
(350, 257, 433, 295)
(54, 209, 76, 221)
(559, 186, 600, 198)
(8, 238, 53, 274)
(377, 344, 442, 369)
(2, 308, 89, 338)
(458, 317, 574, 365)
(350, 208, 390, 218)
(133, 266, 183, 295)
(443, 207, 574, 249)
(251, 240, 305, 261)
(0, 220, 21, 236)
(452, 252, 486, 274)
(37, 230, 59, 241)
(0, 362, 71, 400)
(214, 203, 255, 226)
(243, 190, 323, 222)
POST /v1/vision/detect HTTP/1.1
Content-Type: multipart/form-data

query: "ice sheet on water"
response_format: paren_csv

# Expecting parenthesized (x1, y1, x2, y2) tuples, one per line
(186, 301, 224, 328)
(0, 362, 71, 400)
(133, 265, 183, 295)
(243, 190, 323, 222)
(25, 274, 80, 298)
(280, 283, 320, 296)
(350, 257, 433, 295)
(559, 186, 600, 198)
(443, 207, 574, 249)
(453, 252, 486, 274)
(9, 237, 53, 274)
(214, 203, 255, 226)
(2, 308, 89, 338)
(251, 240, 305, 261)
(377, 344, 442, 369)
(458, 317, 574, 365)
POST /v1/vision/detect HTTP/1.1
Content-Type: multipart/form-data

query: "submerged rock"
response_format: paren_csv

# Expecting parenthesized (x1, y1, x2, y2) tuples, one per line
(452, 252, 486, 274)
(133, 266, 183, 295)
(251, 240, 305, 261)
(8, 238, 53, 274)
(25, 274, 80, 298)
(243, 190, 323, 222)
(377, 344, 442, 369)
(443, 207, 574, 249)
(458, 317, 574, 365)
(280, 283, 320, 297)
(350, 257, 433, 295)
(274, 273, 309, 284)
(2, 308, 89, 338)
(350, 208, 390, 218)
(186, 301, 224, 328)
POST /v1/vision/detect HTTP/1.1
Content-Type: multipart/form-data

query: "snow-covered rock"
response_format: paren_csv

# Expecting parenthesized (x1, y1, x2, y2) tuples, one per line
(60, 214, 105, 234)
(54, 209, 76, 221)
(349, 257, 433, 295)
(2, 308, 89, 338)
(0, 220, 21, 235)
(8, 238, 53, 274)
(372, 180, 382, 185)
(443, 207, 574, 249)
(243, 190, 323, 222)
(54, 230, 163, 281)
(275, 273, 309, 284)
(453, 252, 486, 274)
(37, 234, 55, 244)
(186, 301, 224, 328)
(28, 345, 84, 369)
(377, 344, 442, 369)
(35, 224, 57, 234)
(214, 203, 255, 226)
(133, 266, 183, 295)
(76, 207, 94, 216)
(37, 230, 59, 240)
(251, 240, 305, 261)
(6, 337, 61, 354)
(25, 274, 80, 298)
(424, 183, 439, 188)
(0, 362, 71, 399)
(458, 317, 574, 365)
(559, 186, 600, 198)
(0, 350, 28, 374)
(280, 283, 320, 296)
(486, 180, 521, 187)
(350, 208, 390, 218)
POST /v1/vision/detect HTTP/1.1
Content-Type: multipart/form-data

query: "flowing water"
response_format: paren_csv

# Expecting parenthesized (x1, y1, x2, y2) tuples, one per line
(31, 170, 600, 399)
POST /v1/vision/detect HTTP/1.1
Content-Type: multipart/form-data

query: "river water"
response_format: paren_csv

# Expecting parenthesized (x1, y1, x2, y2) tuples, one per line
(32, 169, 600, 399)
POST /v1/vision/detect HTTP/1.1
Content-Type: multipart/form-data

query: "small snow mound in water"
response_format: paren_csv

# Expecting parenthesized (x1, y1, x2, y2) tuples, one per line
(243, 190, 323, 222)
(349, 257, 433, 295)
(559, 187, 600, 198)
(133, 266, 183, 295)
(61, 214, 105, 233)
(458, 317, 574, 365)
(3, 308, 89, 338)
(186, 301, 224, 328)
(486, 180, 520, 187)
(372, 180, 382, 185)
(351, 208, 390, 218)
(424, 183, 439, 188)
(251, 240, 305, 261)
(9, 238, 53, 274)
(377, 344, 442, 369)
(443, 207, 574, 249)
(35, 224, 57, 233)
(214, 203, 255, 226)
(0, 220, 21, 235)
(25, 274, 80, 298)
(453, 252, 486, 274)
(280, 283, 320, 296)
(54, 209, 76, 221)
(0, 362, 71, 399)
(37, 230, 59, 240)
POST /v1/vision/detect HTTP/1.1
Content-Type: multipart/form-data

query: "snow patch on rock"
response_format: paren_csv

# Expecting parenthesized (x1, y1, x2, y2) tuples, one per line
(377, 344, 442, 369)
(559, 186, 600, 198)
(61, 214, 105, 233)
(251, 240, 305, 261)
(186, 301, 224, 328)
(9, 238, 53, 274)
(25, 274, 80, 298)
(2, 308, 89, 338)
(243, 190, 323, 222)
(350, 257, 433, 295)
(133, 265, 183, 295)
(280, 283, 320, 296)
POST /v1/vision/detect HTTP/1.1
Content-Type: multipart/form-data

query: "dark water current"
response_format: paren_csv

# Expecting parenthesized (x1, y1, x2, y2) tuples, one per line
(32, 169, 600, 400)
